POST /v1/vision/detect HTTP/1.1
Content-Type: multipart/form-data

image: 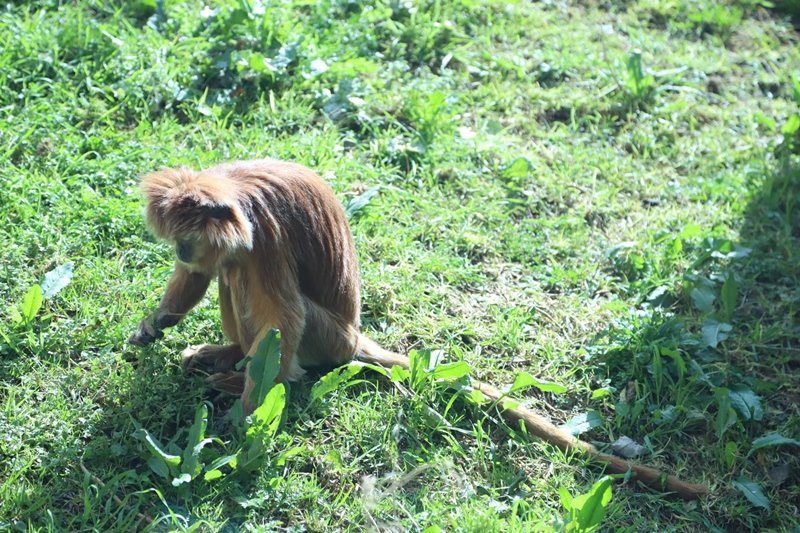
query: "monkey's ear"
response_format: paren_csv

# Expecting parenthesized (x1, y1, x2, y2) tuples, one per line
(200, 200, 254, 251)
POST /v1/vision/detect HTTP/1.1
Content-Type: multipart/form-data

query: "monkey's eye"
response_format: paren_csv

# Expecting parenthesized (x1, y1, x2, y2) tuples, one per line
(176, 240, 195, 263)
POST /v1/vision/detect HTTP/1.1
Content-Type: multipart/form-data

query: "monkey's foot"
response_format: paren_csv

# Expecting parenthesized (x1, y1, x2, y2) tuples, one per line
(182, 344, 245, 373)
(207, 371, 245, 395)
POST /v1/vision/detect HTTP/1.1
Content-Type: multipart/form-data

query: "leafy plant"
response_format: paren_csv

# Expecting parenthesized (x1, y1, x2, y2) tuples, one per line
(732, 475, 769, 510)
(133, 402, 217, 492)
(777, 76, 800, 156)
(134, 329, 292, 489)
(557, 476, 615, 532)
(404, 90, 454, 149)
(7, 262, 74, 327)
(212, 329, 293, 476)
(687, 5, 743, 40)
(2, 262, 75, 353)
(622, 50, 655, 105)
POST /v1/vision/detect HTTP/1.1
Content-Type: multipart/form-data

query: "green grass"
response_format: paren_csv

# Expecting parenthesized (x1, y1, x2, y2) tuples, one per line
(1, 0, 800, 530)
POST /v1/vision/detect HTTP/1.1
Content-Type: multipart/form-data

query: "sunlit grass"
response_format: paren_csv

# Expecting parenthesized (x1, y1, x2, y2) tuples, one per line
(0, 0, 798, 530)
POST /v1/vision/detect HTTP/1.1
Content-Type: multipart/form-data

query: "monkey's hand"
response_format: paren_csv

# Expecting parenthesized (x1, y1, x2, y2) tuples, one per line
(128, 311, 184, 346)
(128, 313, 164, 346)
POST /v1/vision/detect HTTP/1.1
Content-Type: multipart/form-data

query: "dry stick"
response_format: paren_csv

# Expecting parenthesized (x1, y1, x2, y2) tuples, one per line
(473, 381, 708, 499)
(356, 346, 708, 500)
(79, 461, 154, 527)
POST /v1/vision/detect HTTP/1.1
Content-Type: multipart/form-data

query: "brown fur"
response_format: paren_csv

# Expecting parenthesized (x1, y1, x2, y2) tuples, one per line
(129, 159, 707, 499)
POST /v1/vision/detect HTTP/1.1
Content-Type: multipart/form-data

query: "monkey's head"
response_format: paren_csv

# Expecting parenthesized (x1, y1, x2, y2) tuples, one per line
(141, 168, 254, 269)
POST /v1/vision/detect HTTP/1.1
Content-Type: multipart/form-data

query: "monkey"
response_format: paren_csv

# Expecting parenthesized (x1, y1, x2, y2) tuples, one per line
(128, 159, 707, 500)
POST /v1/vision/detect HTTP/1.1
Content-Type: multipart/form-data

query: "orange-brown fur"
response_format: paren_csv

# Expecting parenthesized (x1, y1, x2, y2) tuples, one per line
(129, 160, 364, 411)
(129, 159, 707, 499)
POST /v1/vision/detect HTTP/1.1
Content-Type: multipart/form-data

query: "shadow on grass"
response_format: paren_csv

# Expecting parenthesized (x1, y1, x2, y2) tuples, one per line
(582, 158, 800, 527)
(737, 160, 800, 385)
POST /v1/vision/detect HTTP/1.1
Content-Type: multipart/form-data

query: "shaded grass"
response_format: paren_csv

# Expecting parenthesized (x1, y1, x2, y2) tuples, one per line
(1, 0, 799, 530)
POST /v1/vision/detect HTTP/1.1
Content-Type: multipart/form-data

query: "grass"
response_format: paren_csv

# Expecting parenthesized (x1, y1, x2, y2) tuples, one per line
(1, 0, 799, 530)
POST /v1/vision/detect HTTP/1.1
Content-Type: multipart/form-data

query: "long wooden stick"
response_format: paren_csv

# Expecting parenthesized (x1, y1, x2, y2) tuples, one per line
(355, 339, 708, 500)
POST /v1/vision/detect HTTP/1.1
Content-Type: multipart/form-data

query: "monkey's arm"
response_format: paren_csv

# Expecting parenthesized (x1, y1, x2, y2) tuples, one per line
(129, 263, 212, 346)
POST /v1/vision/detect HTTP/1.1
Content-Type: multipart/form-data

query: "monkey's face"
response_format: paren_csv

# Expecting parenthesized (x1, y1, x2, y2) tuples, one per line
(176, 238, 199, 263)
(174, 237, 217, 271)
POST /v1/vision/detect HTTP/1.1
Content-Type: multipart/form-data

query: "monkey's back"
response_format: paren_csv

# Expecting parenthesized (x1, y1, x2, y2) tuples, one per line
(208, 159, 361, 325)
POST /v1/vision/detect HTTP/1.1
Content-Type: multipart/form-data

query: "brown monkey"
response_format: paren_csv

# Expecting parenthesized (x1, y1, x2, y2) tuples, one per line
(129, 159, 706, 499)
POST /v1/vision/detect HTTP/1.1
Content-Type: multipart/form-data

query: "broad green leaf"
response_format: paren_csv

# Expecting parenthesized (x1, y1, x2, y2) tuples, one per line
(276, 445, 304, 466)
(502, 157, 533, 180)
(41, 262, 74, 299)
(247, 383, 286, 439)
(147, 456, 169, 479)
(679, 223, 702, 239)
(723, 441, 738, 468)
(733, 476, 769, 509)
(182, 403, 209, 477)
(781, 113, 800, 135)
(357, 360, 390, 377)
(248, 53, 274, 74)
(558, 486, 573, 511)
(390, 365, 410, 383)
(510, 371, 568, 395)
(430, 361, 471, 382)
(21, 285, 43, 323)
(204, 469, 223, 481)
(701, 320, 732, 348)
(572, 475, 614, 530)
(467, 388, 486, 405)
(721, 273, 737, 320)
(714, 388, 737, 438)
(345, 185, 381, 219)
(755, 113, 776, 131)
(311, 362, 369, 402)
(560, 410, 603, 436)
(238, 438, 266, 472)
(8, 307, 23, 325)
(422, 527, 443, 533)
(501, 398, 520, 411)
(203, 454, 238, 481)
(228, 399, 244, 427)
(408, 349, 431, 388)
(248, 329, 282, 409)
(133, 429, 180, 466)
(728, 385, 763, 422)
(590, 387, 614, 400)
(749, 433, 800, 455)
(205, 453, 237, 472)
(690, 286, 716, 313)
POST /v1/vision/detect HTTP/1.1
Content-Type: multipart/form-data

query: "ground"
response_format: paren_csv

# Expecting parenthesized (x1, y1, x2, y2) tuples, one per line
(0, 0, 799, 531)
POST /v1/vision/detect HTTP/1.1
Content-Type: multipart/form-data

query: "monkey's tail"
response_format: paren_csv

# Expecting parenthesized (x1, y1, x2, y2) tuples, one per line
(355, 334, 409, 368)
(355, 334, 708, 500)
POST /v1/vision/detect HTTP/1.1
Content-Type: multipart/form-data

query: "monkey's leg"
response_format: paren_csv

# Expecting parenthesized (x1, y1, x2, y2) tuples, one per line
(129, 263, 211, 346)
(297, 297, 360, 367)
(182, 344, 244, 373)
(209, 315, 306, 413)
(182, 280, 246, 373)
